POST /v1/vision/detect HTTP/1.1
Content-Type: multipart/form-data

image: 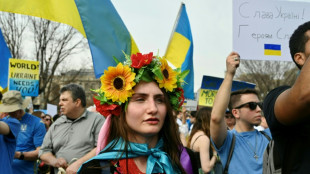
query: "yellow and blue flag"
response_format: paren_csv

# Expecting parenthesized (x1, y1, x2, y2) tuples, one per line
(0, 28, 11, 92)
(0, 0, 139, 78)
(74, 0, 139, 78)
(165, 3, 194, 99)
(264, 44, 281, 56)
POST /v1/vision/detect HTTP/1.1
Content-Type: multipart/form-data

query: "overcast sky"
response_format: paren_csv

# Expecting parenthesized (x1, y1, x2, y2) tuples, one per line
(110, 0, 232, 92)
(110, 0, 309, 92)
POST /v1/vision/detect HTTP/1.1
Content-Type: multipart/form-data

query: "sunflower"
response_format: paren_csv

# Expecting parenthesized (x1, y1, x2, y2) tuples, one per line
(100, 63, 136, 103)
(155, 58, 178, 92)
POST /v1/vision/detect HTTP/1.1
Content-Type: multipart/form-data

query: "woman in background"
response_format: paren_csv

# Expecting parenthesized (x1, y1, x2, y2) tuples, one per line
(187, 107, 217, 174)
(42, 114, 53, 131)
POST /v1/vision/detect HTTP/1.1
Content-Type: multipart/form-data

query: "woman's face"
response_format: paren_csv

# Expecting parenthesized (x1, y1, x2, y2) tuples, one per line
(126, 81, 167, 142)
(44, 115, 52, 126)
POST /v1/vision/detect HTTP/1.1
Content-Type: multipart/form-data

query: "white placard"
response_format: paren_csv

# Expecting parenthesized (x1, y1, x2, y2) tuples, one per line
(47, 103, 57, 117)
(233, 0, 310, 61)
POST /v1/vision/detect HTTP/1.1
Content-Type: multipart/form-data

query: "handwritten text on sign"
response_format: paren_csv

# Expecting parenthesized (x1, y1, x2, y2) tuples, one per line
(9, 59, 40, 96)
(199, 89, 218, 107)
(233, 0, 310, 61)
(198, 75, 255, 107)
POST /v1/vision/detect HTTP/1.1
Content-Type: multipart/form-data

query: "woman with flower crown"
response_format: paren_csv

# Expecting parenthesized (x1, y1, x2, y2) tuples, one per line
(78, 52, 197, 174)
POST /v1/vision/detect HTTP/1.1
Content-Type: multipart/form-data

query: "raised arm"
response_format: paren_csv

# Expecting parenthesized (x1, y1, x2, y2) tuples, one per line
(211, 52, 240, 148)
(274, 55, 310, 125)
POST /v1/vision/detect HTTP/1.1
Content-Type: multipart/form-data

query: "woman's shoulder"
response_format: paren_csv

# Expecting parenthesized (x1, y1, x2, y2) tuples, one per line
(190, 131, 209, 150)
(192, 131, 208, 140)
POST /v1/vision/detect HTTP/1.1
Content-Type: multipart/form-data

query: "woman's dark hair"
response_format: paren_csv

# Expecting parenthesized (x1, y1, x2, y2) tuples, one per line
(45, 114, 53, 124)
(190, 111, 197, 118)
(187, 107, 212, 148)
(103, 85, 186, 173)
(53, 114, 61, 122)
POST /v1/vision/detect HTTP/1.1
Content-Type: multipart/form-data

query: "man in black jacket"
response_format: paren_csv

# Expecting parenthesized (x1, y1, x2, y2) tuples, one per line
(263, 21, 310, 173)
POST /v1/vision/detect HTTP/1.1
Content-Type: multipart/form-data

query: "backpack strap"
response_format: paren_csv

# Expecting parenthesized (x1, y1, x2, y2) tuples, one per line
(223, 133, 236, 174)
(259, 131, 271, 141)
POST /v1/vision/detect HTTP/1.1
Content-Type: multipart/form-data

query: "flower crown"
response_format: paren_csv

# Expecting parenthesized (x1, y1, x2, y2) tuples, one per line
(93, 52, 189, 117)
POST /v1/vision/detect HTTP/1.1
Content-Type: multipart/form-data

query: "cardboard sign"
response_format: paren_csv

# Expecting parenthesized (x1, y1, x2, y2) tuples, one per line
(8, 59, 40, 96)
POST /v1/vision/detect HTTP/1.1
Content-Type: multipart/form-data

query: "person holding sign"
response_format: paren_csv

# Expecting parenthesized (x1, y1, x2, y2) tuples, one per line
(263, 21, 310, 173)
(210, 52, 271, 174)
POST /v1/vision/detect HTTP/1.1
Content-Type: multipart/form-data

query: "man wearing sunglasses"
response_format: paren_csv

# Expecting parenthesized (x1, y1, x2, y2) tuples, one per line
(210, 52, 271, 174)
(263, 21, 310, 173)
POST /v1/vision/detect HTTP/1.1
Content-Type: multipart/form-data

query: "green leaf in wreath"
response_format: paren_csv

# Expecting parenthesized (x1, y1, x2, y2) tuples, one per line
(152, 66, 163, 80)
(140, 71, 153, 82)
(113, 56, 121, 64)
(179, 70, 189, 80)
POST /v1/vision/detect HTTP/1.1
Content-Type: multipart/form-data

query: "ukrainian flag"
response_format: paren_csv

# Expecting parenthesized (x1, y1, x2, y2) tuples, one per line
(0, 28, 11, 93)
(75, 0, 139, 78)
(264, 44, 281, 56)
(0, 0, 139, 78)
(165, 3, 194, 99)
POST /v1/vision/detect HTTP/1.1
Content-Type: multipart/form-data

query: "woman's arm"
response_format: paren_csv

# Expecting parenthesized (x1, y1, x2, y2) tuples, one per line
(193, 134, 217, 173)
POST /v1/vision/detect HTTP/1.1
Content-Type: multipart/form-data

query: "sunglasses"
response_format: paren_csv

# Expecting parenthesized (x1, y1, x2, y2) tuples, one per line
(225, 115, 235, 119)
(234, 102, 262, 110)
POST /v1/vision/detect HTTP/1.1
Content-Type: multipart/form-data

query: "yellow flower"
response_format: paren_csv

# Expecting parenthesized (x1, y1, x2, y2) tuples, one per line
(100, 63, 136, 103)
(155, 58, 178, 92)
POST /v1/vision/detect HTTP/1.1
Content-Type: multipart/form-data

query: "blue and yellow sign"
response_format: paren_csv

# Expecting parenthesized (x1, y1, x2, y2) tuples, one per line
(199, 75, 256, 107)
(8, 59, 40, 96)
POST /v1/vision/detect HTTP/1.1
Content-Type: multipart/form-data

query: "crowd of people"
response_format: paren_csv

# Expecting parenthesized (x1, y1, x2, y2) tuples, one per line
(1, 21, 310, 174)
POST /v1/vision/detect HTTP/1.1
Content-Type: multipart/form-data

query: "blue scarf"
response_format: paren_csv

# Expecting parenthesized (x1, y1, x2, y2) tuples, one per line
(80, 138, 177, 174)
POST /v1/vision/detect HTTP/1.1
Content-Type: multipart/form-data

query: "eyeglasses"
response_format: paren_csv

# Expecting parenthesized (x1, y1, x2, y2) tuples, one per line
(234, 102, 262, 110)
(45, 118, 51, 121)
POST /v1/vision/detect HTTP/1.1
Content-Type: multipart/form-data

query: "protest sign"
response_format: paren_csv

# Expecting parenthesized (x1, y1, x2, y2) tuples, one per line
(47, 103, 57, 117)
(8, 59, 40, 96)
(233, 0, 310, 61)
(198, 75, 255, 107)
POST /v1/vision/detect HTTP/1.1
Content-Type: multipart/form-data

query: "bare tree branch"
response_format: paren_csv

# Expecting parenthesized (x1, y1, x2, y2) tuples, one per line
(29, 17, 86, 108)
(0, 12, 28, 58)
(0, 13, 88, 108)
(235, 59, 299, 99)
